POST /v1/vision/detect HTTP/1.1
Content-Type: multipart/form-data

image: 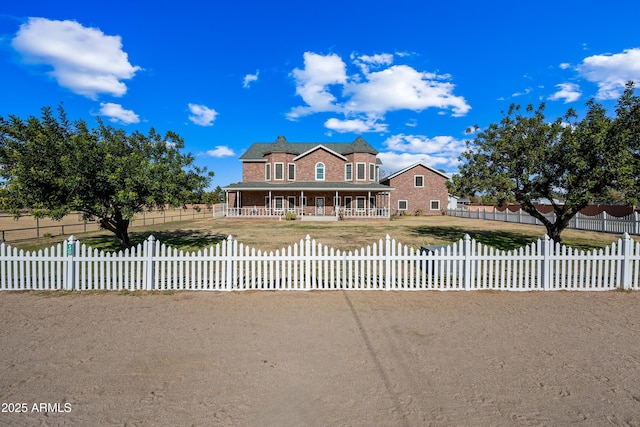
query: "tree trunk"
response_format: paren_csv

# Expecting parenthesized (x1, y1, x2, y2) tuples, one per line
(519, 203, 566, 244)
(545, 223, 565, 245)
(99, 209, 131, 248)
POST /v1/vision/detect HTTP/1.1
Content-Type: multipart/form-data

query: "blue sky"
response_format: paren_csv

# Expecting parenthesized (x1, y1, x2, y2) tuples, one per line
(1, 1, 639, 189)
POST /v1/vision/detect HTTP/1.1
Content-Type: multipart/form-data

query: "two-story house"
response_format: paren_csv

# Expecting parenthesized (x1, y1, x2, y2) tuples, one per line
(224, 136, 394, 219)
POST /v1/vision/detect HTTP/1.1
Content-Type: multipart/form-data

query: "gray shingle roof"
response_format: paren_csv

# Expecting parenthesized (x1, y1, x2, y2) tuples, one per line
(239, 136, 378, 160)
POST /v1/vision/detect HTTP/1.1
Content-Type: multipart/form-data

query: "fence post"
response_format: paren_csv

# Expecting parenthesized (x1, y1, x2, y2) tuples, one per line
(463, 234, 472, 290)
(65, 235, 77, 291)
(144, 235, 156, 291)
(634, 212, 639, 236)
(226, 236, 234, 291)
(540, 235, 551, 290)
(305, 235, 311, 289)
(620, 232, 632, 290)
(602, 211, 608, 233)
(385, 234, 391, 291)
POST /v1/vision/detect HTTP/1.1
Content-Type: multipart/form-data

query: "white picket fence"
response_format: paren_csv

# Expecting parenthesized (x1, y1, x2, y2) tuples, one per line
(1, 234, 639, 291)
(447, 208, 640, 235)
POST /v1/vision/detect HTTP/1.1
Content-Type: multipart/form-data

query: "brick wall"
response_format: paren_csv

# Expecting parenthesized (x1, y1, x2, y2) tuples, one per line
(385, 165, 448, 216)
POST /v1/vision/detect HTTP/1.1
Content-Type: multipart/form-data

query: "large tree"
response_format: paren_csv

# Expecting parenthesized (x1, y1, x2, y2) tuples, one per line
(449, 82, 640, 243)
(0, 105, 213, 247)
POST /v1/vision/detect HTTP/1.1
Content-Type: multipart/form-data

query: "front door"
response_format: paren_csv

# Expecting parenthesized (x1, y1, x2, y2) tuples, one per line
(315, 197, 325, 215)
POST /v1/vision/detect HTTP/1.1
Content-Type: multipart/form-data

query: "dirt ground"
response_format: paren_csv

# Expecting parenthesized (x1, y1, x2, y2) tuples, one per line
(1, 291, 639, 426)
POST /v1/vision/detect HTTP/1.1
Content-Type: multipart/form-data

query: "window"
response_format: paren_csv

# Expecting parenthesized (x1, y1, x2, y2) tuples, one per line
(414, 175, 424, 187)
(333, 196, 341, 207)
(316, 162, 325, 180)
(288, 196, 296, 211)
(265, 197, 271, 210)
(356, 196, 366, 210)
(398, 200, 408, 211)
(369, 163, 375, 181)
(274, 162, 284, 180)
(369, 197, 376, 208)
(288, 163, 296, 181)
(430, 200, 440, 211)
(265, 163, 271, 181)
(345, 163, 353, 181)
(356, 163, 366, 180)
(274, 196, 284, 211)
(344, 196, 352, 210)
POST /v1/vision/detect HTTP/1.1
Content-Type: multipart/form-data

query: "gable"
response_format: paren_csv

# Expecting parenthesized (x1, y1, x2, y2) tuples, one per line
(293, 145, 348, 161)
(381, 162, 449, 182)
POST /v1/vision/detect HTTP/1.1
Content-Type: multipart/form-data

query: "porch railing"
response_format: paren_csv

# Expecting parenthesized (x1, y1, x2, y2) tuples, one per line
(225, 207, 390, 218)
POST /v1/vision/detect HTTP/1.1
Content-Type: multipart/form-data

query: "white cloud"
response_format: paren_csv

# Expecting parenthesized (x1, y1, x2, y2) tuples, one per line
(287, 52, 470, 130)
(511, 87, 532, 97)
(559, 63, 571, 70)
(287, 52, 347, 120)
(345, 65, 470, 117)
(11, 17, 140, 99)
(99, 102, 140, 124)
(243, 71, 259, 88)
(378, 134, 467, 174)
(356, 53, 393, 65)
(577, 48, 640, 99)
(324, 117, 388, 133)
(206, 146, 235, 157)
(188, 103, 218, 126)
(547, 83, 581, 103)
(352, 53, 394, 74)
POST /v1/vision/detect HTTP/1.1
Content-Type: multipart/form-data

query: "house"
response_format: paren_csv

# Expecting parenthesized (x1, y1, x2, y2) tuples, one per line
(224, 136, 394, 219)
(379, 162, 449, 216)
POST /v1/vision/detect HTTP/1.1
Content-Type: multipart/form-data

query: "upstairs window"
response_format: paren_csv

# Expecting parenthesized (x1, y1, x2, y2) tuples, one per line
(369, 163, 375, 181)
(265, 163, 271, 181)
(274, 162, 284, 180)
(288, 163, 296, 181)
(316, 162, 325, 181)
(356, 163, 366, 180)
(345, 163, 353, 181)
(414, 175, 424, 187)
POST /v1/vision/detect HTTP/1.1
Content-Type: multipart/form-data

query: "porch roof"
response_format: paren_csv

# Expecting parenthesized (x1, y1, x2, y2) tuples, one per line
(224, 181, 394, 192)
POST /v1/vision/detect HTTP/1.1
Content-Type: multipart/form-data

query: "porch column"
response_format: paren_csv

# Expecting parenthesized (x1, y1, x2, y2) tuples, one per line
(301, 191, 304, 216)
(387, 192, 391, 218)
(335, 190, 339, 217)
(367, 191, 371, 217)
(269, 191, 272, 217)
(224, 190, 228, 216)
(238, 191, 242, 214)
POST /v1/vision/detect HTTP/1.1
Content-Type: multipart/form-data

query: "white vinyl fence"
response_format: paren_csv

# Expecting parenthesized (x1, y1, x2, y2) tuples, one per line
(447, 208, 640, 235)
(1, 234, 639, 291)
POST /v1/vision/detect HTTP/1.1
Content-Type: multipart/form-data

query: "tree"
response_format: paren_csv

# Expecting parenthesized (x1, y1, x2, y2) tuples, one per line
(449, 82, 640, 243)
(0, 105, 213, 247)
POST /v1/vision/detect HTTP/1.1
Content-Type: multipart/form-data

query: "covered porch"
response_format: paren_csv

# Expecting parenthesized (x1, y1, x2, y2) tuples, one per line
(223, 182, 394, 220)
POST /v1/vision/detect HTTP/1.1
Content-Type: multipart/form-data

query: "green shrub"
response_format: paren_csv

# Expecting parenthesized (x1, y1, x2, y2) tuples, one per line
(285, 212, 297, 221)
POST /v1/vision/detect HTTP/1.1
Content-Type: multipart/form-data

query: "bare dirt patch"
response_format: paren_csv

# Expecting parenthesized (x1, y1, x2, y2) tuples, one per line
(1, 291, 639, 425)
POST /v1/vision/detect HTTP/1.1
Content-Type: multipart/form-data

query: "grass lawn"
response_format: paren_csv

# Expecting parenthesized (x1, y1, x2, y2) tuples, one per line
(6, 215, 624, 253)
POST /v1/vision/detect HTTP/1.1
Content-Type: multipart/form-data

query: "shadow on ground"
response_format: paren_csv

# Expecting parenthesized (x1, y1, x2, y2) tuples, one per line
(81, 230, 228, 252)
(411, 226, 540, 251)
